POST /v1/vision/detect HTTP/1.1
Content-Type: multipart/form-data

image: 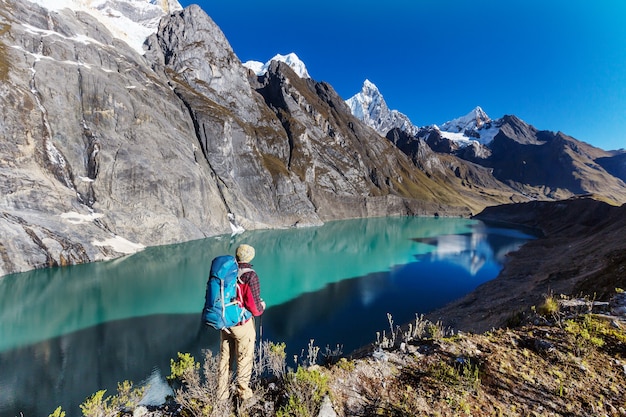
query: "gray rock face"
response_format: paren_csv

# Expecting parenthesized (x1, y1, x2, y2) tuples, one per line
(1, 1, 229, 275)
(0, 1, 514, 276)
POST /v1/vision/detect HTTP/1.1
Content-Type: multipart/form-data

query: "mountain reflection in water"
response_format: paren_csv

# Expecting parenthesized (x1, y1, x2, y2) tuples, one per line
(0, 217, 534, 417)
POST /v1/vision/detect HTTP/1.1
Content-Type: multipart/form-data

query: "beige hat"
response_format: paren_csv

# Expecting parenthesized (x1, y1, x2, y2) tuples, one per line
(236, 244, 255, 263)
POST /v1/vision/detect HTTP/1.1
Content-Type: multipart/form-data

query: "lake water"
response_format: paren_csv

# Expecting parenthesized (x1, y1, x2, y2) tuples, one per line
(0, 216, 534, 417)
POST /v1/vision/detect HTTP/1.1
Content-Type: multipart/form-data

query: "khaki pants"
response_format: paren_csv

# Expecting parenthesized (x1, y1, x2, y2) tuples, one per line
(217, 318, 256, 400)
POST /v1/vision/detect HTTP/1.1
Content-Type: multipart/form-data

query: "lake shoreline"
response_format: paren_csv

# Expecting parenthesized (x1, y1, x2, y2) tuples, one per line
(425, 197, 626, 333)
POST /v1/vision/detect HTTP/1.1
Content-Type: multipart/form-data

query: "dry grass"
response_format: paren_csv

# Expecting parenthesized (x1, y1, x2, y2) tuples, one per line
(328, 313, 625, 417)
(0, 24, 10, 82)
(166, 311, 625, 417)
(67, 308, 625, 417)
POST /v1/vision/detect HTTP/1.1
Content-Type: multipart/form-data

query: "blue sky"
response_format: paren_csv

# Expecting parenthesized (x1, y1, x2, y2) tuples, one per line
(179, 0, 626, 151)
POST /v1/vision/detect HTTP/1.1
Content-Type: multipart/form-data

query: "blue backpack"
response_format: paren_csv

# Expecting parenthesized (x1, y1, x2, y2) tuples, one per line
(202, 255, 252, 330)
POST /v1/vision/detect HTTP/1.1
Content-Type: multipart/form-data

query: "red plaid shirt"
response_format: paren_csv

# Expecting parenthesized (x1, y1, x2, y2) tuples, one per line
(238, 262, 265, 316)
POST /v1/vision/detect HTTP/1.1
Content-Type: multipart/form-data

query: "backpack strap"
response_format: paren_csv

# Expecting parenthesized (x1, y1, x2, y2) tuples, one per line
(237, 267, 254, 282)
(235, 267, 254, 319)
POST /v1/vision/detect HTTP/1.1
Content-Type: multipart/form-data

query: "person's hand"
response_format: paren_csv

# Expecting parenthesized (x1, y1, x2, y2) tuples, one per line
(261, 300, 266, 310)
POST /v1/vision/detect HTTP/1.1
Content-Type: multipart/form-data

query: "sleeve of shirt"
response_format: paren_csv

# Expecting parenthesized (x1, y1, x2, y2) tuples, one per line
(242, 270, 265, 316)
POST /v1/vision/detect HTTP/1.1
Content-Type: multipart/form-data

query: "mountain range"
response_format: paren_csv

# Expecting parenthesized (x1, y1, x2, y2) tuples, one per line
(348, 79, 626, 202)
(1, 0, 625, 277)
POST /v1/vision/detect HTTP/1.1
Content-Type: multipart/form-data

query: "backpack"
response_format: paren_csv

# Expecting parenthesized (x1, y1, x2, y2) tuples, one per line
(202, 255, 253, 330)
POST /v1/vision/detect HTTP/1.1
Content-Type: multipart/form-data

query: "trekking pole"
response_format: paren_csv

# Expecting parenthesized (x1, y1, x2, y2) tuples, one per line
(259, 315, 263, 363)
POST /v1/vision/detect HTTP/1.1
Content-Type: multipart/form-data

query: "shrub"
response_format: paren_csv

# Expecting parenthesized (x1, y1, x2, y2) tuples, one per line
(537, 294, 560, 318)
(426, 321, 448, 340)
(430, 358, 481, 392)
(80, 390, 113, 417)
(79, 381, 145, 417)
(334, 357, 355, 372)
(167, 350, 231, 417)
(258, 341, 287, 379)
(277, 366, 329, 417)
(505, 310, 526, 328)
(565, 315, 607, 356)
(408, 313, 429, 340)
(110, 380, 145, 411)
(168, 352, 199, 383)
(322, 344, 344, 365)
(49, 406, 66, 417)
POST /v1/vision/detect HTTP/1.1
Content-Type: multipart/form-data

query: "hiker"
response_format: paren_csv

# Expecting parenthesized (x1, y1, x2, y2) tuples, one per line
(216, 243, 266, 403)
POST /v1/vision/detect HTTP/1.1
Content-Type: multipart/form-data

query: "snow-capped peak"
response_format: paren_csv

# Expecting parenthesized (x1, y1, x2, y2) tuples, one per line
(360, 79, 379, 96)
(440, 106, 491, 133)
(438, 106, 499, 145)
(346, 79, 418, 136)
(346, 79, 386, 120)
(243, 53, 311, 79)
(25, 0, 183, 55)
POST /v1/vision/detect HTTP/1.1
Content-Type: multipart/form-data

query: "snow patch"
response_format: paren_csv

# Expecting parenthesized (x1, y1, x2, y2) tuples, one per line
(438, 124, 500, 147)
(230, 223, 245, 235)
(227, 213, 245, 235)
(437, 106, 501, 145)
(93, 235, 145, 254)
(61, 211, 104, 224)
(25, 0, 183, 55)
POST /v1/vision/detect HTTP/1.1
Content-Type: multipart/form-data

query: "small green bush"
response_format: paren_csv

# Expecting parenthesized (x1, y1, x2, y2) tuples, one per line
(426, 321, 447, 340)
(168, 350, 231, 417)
(48, 406, 66, 417)
(261, 341, 287, 378)
(431, 361, 459, 385)
(430, 359, 480, 392)
(565, 315, 608, 356)
(110, 380, 146, 411)
(80, 390, 112, 417)
(537, 294, 559, 317)
(335, 357, 355, 372)
(80, 381, 145, 417)
(277, 366, 329, 417)
(168, 352, 199, 382)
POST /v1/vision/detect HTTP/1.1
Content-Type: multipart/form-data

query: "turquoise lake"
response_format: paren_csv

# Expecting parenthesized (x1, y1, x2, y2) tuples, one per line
(0, 216, 535, 416)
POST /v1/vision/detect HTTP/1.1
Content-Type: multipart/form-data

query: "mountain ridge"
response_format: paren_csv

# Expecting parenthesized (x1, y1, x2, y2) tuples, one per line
(347, 79, 626, 204)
